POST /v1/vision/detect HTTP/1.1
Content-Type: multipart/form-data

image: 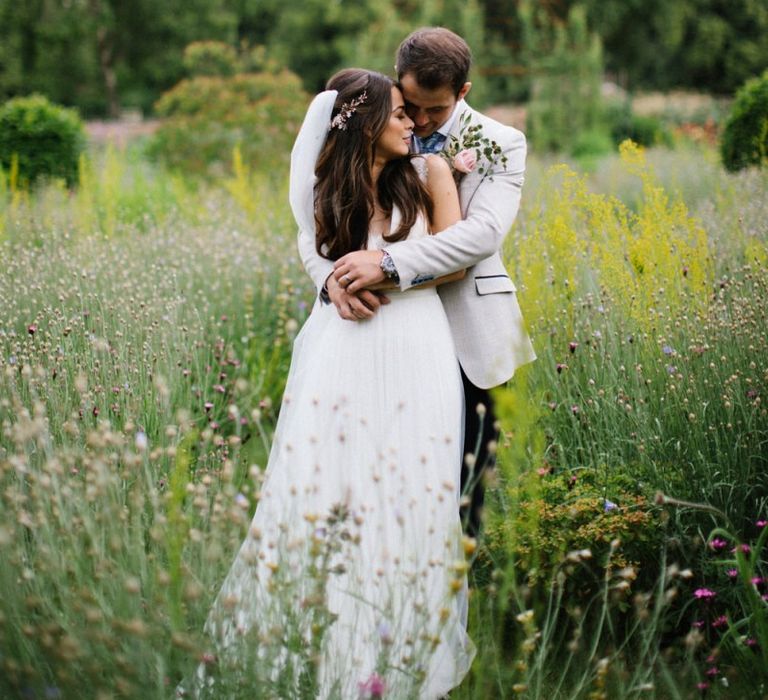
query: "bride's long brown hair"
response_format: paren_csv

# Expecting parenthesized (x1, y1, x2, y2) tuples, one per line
(314, 68, 433, 260)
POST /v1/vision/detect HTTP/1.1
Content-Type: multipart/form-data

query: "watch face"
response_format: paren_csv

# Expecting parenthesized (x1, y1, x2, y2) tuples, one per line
(380, 252, 399, 282)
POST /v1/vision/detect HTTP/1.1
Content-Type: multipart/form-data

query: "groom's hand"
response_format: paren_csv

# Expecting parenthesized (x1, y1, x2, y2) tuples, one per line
(333, 250, 387, 294)
(326, 274, 389, 321)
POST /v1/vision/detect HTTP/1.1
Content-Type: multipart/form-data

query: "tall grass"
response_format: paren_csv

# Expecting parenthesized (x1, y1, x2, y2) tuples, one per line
(0, 141, 766, 698)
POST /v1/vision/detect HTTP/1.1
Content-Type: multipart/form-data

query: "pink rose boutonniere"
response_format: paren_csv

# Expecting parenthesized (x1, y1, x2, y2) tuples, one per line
(441, 112, 507, 183)
(452, 149, 477, 174)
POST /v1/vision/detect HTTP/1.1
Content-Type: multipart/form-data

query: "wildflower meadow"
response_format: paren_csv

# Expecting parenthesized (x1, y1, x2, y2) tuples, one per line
(1, 134, 767, 699)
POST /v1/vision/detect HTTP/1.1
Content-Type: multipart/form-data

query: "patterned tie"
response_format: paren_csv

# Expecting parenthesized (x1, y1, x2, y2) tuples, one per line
(415, 132, 447, 154)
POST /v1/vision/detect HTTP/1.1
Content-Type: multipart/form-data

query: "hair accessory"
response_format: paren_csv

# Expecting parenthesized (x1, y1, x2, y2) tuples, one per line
(329, 91, 368, 131)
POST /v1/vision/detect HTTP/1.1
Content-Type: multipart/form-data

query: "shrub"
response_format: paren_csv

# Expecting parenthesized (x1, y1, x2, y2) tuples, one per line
(147, 69, 309, 177)
(721, 70, 768, 172)
(603, 101, 673, 148)
(484, 468, 665, 595)
(183, 41, 239, 78)
(0, 94, 85, 187)
(569, 128, 614, 171)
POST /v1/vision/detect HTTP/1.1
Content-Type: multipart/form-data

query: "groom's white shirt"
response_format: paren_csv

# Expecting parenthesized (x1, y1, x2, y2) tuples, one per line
(297, 101, 536, 390)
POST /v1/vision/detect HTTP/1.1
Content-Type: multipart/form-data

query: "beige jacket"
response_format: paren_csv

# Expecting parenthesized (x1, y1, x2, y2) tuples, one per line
(297, 103, 536, 389)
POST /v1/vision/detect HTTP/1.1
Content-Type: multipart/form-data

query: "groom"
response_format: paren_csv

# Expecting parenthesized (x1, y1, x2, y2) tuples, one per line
(298, 27, 535, 537)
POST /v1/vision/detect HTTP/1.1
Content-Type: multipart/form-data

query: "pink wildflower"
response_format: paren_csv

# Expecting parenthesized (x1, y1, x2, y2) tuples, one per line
(726, 568, 738, 579)
(358, 673, 386, 699)
(708, 537, 728, 551)
(711, 615, 728, 628)
(694, 588, 716, 600)
(732, 543, 751, 554)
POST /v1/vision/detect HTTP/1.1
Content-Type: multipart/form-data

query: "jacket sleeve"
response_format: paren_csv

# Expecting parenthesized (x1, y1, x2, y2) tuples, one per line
(297, 225, 334, 296)
(385, 128, 526, 291)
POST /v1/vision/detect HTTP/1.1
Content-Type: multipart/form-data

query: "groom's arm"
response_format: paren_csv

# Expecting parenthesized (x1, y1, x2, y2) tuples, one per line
(335, 128, 526, 294)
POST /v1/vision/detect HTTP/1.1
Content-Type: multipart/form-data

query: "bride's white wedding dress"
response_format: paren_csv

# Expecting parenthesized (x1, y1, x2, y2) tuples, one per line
(192, 178, 475, 698)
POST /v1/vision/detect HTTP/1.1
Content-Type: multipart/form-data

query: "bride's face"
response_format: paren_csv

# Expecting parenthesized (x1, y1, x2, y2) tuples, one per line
(374, 87, 414, 161)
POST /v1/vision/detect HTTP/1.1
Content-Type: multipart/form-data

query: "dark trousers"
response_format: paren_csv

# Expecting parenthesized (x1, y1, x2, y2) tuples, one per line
(460, 369, 498, 539)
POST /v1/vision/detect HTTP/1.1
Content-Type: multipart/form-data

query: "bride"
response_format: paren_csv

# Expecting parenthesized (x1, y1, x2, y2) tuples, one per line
(187, 68, 475, 699)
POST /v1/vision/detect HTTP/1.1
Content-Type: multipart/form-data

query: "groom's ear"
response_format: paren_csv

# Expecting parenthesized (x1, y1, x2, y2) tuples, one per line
(458, 82, 472, 101)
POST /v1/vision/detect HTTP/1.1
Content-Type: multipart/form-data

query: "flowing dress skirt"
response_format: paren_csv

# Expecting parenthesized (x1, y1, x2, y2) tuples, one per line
(197, 285, 475, 699)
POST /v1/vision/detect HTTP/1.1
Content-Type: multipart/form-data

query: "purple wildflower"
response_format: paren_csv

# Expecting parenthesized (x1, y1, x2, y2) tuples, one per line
(603, 499, 618, 513)
(662, 344, 674, 355)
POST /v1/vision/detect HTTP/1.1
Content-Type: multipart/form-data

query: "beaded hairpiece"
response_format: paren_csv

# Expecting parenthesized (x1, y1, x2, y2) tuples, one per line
(329, 91, 368, 131)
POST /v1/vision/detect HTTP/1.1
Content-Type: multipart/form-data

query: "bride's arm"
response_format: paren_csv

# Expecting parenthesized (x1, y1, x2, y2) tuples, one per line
(367, 155, 465, 291)
(414, 154, 465, 287)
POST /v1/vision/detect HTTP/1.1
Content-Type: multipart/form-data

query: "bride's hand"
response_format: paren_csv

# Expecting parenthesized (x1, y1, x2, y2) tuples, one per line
(333, 250, 386, 294)
(326, 274, 389, 321)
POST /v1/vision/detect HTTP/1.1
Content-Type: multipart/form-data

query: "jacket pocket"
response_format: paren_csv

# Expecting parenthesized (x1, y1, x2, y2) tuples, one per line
(475, 274, 517, 295)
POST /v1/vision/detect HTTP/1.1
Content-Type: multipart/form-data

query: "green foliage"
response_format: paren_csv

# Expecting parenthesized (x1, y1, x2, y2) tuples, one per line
(0, 94, 85, 187)
(721, 70, 768, 172)
(603, 100, 674, 148)
(525, 3, 606, 154)
(1, 0, 767, 115)
(569, 129, 614, 170)
(183, 40, 239, 77)
(343, 0, 492, 107)
(0, 0, 238, 116)
(148, 69, 309, 177)
(485, 468, 664, 593)
(260, 0, 378, 93)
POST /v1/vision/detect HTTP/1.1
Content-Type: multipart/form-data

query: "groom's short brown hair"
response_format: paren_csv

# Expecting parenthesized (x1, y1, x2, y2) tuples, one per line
(396, 27, 472, 96)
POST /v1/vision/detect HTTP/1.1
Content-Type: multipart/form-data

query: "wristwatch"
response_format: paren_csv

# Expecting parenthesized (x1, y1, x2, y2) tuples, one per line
(380, 250, 400, 284)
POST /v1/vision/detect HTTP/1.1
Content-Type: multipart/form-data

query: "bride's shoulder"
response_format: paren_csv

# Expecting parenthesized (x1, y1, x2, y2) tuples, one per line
(410, 154, 450, 183)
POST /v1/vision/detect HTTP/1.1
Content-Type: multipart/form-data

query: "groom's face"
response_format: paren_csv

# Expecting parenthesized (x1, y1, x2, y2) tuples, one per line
(399, 73, 470, 138)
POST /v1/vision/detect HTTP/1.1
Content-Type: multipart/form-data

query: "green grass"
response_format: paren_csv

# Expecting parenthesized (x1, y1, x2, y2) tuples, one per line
(0, 141, 766, 698)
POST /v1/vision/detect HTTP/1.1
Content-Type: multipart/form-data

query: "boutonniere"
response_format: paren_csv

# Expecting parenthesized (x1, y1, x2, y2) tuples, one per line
(441, 112, 508, 182)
